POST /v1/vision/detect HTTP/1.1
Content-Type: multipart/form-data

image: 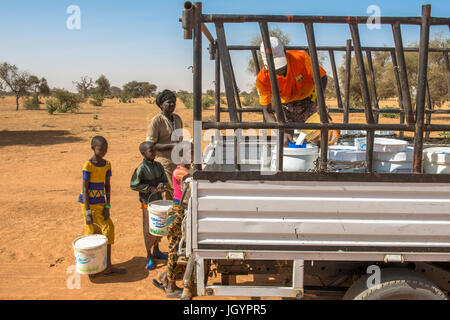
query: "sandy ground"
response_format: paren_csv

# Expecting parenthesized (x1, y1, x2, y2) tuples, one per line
(0, 96, 448, 300)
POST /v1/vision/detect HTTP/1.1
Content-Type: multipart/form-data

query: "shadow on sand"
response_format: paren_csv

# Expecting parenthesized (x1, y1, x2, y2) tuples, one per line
(88, 256, 165, 284)
(0, 130, 83, 147)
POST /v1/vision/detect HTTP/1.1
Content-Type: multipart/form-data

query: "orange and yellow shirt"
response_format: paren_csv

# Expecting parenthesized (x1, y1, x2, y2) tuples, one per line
(256, 50, 326, 106)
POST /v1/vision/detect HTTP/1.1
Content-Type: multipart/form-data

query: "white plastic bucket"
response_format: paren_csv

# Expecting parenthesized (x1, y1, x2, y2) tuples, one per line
(373, 160, 413, 173)
(423, 147, 450, 174)
(328, 145, 366, 162)
(72, 234, 108, 275)
(148, 200, 173, 236)
(355, 137, 408, 153)
(271, 145, 319, 172)
(374, 147, 413, 162)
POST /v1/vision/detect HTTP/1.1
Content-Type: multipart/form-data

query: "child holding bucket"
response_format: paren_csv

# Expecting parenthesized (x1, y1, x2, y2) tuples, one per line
(154, 141, 193, 298)
(130, 141, 169, 270)
(78, 136, 126, 276)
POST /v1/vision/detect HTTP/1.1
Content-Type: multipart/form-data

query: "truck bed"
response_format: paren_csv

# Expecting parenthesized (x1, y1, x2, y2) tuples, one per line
(188, 172, 450, 262)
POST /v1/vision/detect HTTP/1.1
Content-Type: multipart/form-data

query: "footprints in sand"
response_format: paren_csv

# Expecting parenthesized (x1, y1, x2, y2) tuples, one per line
(49, 257, 65, 268)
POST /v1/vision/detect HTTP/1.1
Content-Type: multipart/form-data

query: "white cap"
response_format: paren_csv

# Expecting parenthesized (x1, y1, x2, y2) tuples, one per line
(260, 37, 287, 71)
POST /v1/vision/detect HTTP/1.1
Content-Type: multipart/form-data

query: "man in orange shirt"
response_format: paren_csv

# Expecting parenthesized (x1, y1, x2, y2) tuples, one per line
(256, 37, 328, 145)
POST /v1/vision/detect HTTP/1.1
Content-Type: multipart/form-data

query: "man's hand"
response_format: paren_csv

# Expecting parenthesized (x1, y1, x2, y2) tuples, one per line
(102, 207, 110, 221)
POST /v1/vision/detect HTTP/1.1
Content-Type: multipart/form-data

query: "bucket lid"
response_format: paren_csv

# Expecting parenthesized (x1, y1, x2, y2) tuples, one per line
(73, 234, 108, 250)
(149, 200, 173, 212)
(423, 147, 450, 164)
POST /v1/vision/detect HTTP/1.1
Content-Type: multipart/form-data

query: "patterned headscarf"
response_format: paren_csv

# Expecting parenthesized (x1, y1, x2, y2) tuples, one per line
(156, 89, 176, 108)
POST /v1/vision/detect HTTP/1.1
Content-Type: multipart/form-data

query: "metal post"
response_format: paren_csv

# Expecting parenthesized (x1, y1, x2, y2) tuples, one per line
(392, 23, 415, 124)
(413, 4, 431, 174)
(425, 81, 432, 140)
(349, 23, 375, 173)
(444, 51, 450, 101)
(305, 22, 328, 171)
(215, 22, 239, 122)
(251, 49, 261, 76)
(390, 49, 405, 138)
(344, 39, 352, 124)
(230, 60, 243, 122)
(366, 50, 380, 123)
(193, 2, 202, 171)
(215, 48, 221, 122)
(259, 21, 285, 172)
(328, 49, 343, 110)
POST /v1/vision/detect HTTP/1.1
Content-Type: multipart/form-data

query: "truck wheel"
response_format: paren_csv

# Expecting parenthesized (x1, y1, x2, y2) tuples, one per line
(343, 268, 448, 300)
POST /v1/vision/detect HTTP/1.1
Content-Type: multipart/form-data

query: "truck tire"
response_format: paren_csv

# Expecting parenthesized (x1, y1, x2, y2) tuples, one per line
(343, 268, 448, 300)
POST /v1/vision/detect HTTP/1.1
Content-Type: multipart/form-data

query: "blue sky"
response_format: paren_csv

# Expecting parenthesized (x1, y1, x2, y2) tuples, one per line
(0, 0, 448, 92)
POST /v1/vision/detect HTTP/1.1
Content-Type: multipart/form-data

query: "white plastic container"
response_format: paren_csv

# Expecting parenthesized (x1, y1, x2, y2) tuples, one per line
(423, 147, 450, 174)
(73, 234, 108, 275)
(373, 160, 413, 173)
(148, 200, 173, 236)
(355, 137, 408, 153)
(328, 145, 366, 162)
(271, 145, 319, 172)
(374, 147, 414, 162)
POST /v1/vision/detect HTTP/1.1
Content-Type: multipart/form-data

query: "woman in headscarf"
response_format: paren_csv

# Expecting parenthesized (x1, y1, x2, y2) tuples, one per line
(146, 90, 183, 200)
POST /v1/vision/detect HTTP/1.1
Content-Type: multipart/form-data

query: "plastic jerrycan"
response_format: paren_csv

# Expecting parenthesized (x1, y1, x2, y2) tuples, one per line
(297, 112, 339, 146)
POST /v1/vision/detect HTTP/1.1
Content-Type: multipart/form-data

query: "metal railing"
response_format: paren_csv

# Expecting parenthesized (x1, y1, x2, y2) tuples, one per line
(182, 1, 450, 174)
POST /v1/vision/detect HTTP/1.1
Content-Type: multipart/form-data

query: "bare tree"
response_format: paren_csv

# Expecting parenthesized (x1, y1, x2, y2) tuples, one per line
(0, 62, 32, 110)
(73, 76, 94, 99)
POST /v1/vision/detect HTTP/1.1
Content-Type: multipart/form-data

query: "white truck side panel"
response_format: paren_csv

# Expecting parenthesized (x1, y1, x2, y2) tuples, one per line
(194, 180, 450, 249)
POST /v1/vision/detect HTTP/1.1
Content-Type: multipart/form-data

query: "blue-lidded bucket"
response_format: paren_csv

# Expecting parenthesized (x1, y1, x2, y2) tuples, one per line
(288, 142, 307, 148)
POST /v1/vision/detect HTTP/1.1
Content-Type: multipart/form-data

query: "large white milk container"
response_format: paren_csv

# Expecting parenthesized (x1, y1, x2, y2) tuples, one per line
(73, 234, 108, 274)
(148, 200, 173, 236)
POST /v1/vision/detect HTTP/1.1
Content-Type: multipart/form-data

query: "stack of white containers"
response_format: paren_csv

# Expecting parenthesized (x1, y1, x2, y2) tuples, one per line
(355, 137, 412, 173)
(423, 147, 450, 174)
(327, 145, 366, 172)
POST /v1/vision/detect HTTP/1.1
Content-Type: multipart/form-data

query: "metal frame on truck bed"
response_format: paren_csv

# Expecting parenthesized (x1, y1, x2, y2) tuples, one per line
(178, 2, 450, 300)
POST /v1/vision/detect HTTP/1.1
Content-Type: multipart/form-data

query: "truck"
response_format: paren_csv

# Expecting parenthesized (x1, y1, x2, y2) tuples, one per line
(176, 2, 450, 300)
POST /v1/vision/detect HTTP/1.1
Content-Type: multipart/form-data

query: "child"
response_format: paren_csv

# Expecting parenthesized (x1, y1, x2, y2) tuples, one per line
(164, 142, 193, 298)
(130, 141, 169, 270)
(78, 136, 126, 276)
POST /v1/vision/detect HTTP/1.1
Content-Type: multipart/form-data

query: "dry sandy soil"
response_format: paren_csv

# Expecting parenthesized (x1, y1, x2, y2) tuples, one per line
(0, 96, 448, 300)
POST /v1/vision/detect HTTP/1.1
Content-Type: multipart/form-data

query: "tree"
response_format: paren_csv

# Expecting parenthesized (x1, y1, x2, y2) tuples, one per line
(337, 32, 449, 108)
(73, 76, 94, 99)
(110, 86, 122, 97)
(0, 62, 32, 110)
(140, 82, 157, 97)
(95, 74, 111, 97)
(38, 78, 50, 98)
(122, 81, 157, 98)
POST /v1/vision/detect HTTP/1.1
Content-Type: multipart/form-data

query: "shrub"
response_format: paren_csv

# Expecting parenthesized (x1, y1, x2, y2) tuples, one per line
(47, 89, 83, 114)
(46, 98, 59, 115)
(89, 93, 105, 106)
(24, 96, 40, 110)
(202, 96, 214, 110)
(242, 94, 257, 107)
(178, 92, 193, 109)
(118, 93, 132, 103)
(439, 131, 450, 138)
(380, 105, 399, 119)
